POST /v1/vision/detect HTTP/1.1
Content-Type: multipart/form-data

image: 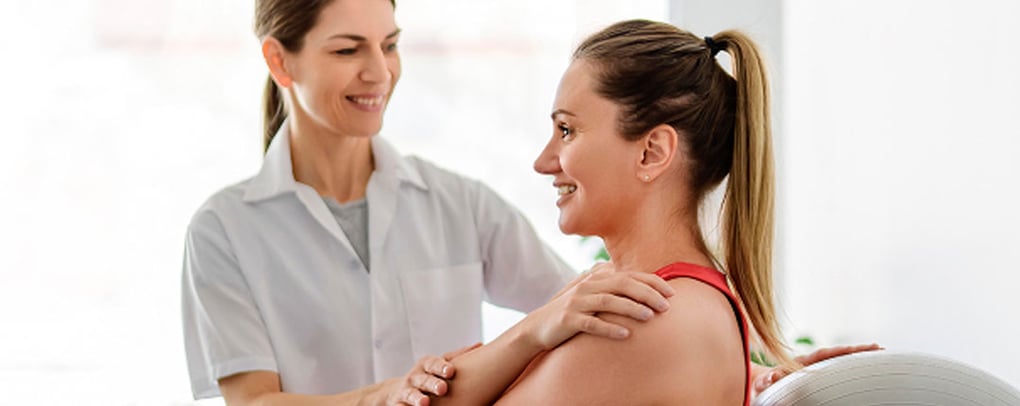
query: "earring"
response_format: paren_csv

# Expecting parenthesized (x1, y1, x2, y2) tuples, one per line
(642, 174, 651, 182)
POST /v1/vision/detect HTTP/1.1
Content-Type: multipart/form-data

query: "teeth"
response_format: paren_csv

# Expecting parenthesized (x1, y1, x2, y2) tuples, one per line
(557, 185, 577, 196)
(349, 96, 384, 106)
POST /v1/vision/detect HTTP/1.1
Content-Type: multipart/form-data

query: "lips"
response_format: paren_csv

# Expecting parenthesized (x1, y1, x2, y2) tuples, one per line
(553, 181, 578, 197)
(346, 95, 385, 106)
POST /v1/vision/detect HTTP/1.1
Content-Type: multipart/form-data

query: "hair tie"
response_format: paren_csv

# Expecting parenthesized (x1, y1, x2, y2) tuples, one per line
(704, 36, 723, 57)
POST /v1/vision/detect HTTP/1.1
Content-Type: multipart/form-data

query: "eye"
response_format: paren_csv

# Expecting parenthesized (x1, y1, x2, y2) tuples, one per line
(558, 123, 575, 141)
(333, 48, 357, 56)
(384, 42, 399, 52)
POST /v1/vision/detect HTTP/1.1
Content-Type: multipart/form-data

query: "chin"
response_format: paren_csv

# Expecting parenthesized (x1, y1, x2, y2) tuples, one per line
(340, 122, 384, 138)
(557, 216, 584, 236)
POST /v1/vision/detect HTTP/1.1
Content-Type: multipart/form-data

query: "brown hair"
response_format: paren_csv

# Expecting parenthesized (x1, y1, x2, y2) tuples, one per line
(574, 19, 796, 371)
(253, 0, 396, 152)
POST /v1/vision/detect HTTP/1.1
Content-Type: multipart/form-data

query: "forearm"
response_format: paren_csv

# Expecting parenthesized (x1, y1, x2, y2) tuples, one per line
(431, 325, 542, 406)
(234, 378, 393, 406)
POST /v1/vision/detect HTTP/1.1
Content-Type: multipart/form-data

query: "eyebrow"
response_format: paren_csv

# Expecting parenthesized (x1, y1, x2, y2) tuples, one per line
(328, 29, 402, 42)
(550, 109, 576, 120)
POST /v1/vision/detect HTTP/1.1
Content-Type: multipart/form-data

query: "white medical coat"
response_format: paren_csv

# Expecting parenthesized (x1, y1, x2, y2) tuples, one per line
(181, 128, 574, 399)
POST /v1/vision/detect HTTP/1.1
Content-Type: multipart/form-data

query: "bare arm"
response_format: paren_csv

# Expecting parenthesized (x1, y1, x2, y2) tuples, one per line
(218, 348, 474, 406)
(219, 371, 392, 406)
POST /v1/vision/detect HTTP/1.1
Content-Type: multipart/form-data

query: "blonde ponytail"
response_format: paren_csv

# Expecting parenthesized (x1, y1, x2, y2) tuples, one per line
(714, 30, 797, 372)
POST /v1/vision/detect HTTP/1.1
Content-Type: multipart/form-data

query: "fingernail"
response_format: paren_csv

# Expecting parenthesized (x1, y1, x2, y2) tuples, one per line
(614, 328, 630, 338)
(442, 365, 450, 376)
(656, 300, 670, 312)
(639, 308, 653, 320)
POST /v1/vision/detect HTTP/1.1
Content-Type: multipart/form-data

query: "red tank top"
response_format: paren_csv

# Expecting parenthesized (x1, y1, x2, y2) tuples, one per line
(654, 262, 751, 406)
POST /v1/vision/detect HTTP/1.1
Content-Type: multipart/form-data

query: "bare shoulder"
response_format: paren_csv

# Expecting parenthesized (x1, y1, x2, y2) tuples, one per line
(497, 277, 746, 405)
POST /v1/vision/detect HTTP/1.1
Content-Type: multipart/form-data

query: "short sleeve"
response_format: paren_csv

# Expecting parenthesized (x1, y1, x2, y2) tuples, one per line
(181, 210, 277, 399)
(471, 182, 576, 312)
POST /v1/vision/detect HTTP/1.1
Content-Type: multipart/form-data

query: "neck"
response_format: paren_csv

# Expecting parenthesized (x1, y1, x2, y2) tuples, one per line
(288, 116, 375, 203)
(603, 194, 713, 274)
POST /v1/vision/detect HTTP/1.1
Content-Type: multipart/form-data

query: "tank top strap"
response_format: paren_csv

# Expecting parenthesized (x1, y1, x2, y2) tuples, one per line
(653, 262, 752, 406)
(654, 262, 729, 291)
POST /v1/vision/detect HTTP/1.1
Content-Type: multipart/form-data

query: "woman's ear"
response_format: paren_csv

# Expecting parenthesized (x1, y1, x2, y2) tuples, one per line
(262, 37, 294, 88)
(637, 124, 679, 183)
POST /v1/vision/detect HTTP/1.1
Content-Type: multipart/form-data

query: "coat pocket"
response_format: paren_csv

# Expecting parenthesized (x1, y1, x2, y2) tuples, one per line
(399, 261, 484, 359)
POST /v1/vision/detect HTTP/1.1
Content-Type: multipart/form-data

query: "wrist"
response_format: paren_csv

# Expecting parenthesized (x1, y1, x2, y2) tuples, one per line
(355, 378, 393, 406)
(505, 320, 546, 356)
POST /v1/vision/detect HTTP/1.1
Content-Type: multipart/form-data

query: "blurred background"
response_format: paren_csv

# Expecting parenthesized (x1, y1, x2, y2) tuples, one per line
(0, 0, 1017, 404)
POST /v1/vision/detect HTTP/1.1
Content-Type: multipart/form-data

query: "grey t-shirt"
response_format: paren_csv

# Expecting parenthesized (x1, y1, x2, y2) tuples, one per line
(322, 197, 370, 271)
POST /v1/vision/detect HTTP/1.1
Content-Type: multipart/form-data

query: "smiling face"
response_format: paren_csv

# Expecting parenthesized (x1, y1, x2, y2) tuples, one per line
(282, 0, 401, 137)
(533, 60, 646, 237)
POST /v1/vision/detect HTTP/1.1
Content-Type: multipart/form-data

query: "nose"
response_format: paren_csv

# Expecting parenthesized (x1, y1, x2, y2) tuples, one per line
(360, 48, 392, 84)
(533, 136, 561, 175)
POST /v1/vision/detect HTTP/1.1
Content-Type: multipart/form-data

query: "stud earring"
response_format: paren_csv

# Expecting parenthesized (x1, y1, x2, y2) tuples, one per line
(642, 174, 651, 182)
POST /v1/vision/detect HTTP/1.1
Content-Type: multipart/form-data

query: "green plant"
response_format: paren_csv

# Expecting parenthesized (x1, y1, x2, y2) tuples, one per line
(581, 236, 610, 262)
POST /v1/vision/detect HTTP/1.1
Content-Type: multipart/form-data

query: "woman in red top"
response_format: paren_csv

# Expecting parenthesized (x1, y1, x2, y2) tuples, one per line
(498, 20, 786, 405)
(433, 20, 802, 405)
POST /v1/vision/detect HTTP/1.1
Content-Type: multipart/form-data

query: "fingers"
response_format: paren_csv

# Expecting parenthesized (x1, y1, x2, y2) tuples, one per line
(753, 369, 781, 393)
(418, 355, 454, 379)
(393, 355, 452, 404)
(570, 313, 631, 339)
(581, 274, 672, 314)
(579, 293, 656, 322)
(389, 352, 469, 406)
(627, 271, 677, 298)
(796, 343, 883, 366)
(585, 266, 675, 298)
(410, 373, 448, 396)
(389, 387, 430, 406)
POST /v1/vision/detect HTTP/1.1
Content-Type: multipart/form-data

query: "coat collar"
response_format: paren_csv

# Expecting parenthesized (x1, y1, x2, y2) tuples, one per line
(243, 121, 428, 202)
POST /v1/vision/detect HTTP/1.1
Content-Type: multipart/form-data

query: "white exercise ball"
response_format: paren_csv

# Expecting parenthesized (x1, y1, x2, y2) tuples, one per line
(753, 351, 1020, 406)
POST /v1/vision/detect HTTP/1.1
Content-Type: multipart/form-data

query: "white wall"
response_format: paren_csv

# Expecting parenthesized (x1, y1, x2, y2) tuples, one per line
(674, 0, 1020, 387)
(783, 0, 1020, 386)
